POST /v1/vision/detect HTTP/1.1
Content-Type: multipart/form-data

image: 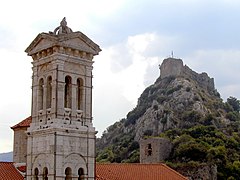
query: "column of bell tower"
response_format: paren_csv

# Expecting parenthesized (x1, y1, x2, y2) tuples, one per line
(25, 18, 101, 180)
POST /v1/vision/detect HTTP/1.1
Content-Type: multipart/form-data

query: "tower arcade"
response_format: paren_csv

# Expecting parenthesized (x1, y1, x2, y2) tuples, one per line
(25, 18, 101, 180)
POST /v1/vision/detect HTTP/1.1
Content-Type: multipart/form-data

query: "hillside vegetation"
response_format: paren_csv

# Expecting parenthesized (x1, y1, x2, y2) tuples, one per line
(96, 58, 240, 179)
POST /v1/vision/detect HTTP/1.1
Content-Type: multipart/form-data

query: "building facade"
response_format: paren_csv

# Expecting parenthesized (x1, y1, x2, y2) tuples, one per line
(11, 116, 32, 164)
(25, 18, 101, 180)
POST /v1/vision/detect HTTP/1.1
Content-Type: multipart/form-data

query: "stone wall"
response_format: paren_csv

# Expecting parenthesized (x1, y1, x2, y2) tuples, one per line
(159, 58, 215, 92)
(26, 129, 96, 179)
(182, 65, 215, 91)
(140, 137, 172, 163)
(12, 128, 28, 163)
(160, 58, 183, 79)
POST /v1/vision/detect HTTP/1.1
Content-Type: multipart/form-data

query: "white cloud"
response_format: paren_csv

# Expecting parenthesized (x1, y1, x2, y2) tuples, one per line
(220, 84, 240, 100)
(96, 33, 174, 104)
(93, 32, 179, 136)
(127, 33, 156, 54)
(184, 49, 240, 101)
(0, 48, 31, 153)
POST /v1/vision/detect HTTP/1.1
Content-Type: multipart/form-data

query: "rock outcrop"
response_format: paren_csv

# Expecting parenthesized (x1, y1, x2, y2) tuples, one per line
(131, 58, 223, 141)
(96, 58, 228, 145)
(98, 57, 226, 148)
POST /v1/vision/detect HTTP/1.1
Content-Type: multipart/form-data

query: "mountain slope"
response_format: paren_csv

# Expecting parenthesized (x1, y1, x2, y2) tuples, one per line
(96, 58, 240, 179)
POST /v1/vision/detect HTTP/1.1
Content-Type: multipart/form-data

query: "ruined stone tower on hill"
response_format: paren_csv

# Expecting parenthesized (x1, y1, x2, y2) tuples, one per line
(25, 18, 101, 180)
(128, 57, 221, 142)
(160, 58, 215, 92)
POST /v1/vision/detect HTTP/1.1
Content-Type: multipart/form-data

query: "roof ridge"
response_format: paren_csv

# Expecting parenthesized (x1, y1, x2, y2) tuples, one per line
(0, 161, 13, 163)
(0, 162, 24, 180)
(161, 164, 188, 179)
(11, 116, 32, 129)
(96, 163, 188, 179)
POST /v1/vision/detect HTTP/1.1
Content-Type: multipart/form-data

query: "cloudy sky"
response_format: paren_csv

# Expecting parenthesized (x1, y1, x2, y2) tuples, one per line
(0, 0, 240, 153)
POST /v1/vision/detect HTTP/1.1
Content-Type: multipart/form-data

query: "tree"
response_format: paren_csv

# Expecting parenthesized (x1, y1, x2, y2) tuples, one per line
(227, 96, 240, 112)
(174, 140, 208, 162)
(207, 146, 227, 165)
(226, 112, 240, 122)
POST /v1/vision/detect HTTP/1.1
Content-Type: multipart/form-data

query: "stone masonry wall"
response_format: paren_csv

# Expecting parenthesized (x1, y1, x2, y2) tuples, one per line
(182, 65, 215, 91)
(160, 58, 183, 79)
(140, 137, 172, 163)
(160, 58, 215, 92)
(13, 128, 28, 163)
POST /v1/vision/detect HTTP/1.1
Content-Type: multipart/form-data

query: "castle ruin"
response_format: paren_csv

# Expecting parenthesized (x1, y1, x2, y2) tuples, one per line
(160, 58, 215, 92)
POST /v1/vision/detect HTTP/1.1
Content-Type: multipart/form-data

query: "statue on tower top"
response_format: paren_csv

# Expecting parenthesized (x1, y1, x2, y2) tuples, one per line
(53, 17, 73, 35)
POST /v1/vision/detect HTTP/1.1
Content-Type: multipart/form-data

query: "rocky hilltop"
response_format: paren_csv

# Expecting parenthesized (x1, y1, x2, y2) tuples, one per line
(132, 58, 221, 141)
(96, 58, 240, 179)
(160, 58, 214, 91)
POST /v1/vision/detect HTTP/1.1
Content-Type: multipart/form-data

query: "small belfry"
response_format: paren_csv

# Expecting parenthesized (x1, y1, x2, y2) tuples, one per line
(25, 18, 101, 180)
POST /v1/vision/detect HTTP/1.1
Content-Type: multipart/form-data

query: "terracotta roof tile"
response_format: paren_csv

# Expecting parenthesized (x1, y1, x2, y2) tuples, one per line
(0, 162, 187, 180)
(96, 163, 188, 180)
(0, 162, 24, 180)
(11, 116, 32, 129)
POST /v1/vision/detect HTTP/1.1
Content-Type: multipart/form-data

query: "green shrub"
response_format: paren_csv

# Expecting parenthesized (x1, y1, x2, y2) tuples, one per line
(143, 129, 153, 136)
(166, 85, 183, 95)
(227, 96, 240, 112)
(182, 110, 201, 123)
(174, 140, 208, 162)
(226, 112, 240, 122)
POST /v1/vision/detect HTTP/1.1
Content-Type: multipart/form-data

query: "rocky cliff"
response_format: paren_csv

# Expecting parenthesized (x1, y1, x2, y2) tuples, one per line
(96, 58, 240, 179)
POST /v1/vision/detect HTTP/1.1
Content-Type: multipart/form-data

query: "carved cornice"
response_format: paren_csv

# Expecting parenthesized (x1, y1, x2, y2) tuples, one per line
(25, 32, 101, 58)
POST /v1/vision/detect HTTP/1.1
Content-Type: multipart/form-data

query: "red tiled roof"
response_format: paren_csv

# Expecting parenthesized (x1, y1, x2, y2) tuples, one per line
(0, 163, 187, 180)
(0, 162, 24, 180)
(96, 163, 188, 180)
(11, 116, 32, 129)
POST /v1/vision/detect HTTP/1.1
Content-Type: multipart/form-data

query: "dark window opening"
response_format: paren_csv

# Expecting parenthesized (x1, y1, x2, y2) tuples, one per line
(64, 76, 72, 108)
(65, 167, 72, 180)
(77, 78, 83, 110)
(147, 143, 152, 156)
(46, 76, 52, 109)
(38, 78, 44, 110)
(78, 168, 84, 180)
(34, 168, 39, 180)
(43, 167, 48, 180)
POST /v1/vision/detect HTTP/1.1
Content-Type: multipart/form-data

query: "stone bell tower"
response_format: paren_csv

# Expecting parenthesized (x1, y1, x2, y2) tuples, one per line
(25, 18, 101, 180)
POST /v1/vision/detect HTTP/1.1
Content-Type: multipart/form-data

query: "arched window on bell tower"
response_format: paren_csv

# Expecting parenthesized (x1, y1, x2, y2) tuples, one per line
(64, 76, 72, 108)
(43, 167, 48, 180)
(65, 167, 72, 180)
(38, 78, 44, 110)
(77, 78, 83, 110)
(46, 76, 52, 109)
(34, 168, 39, 180)
(78, 168, 84, 180)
